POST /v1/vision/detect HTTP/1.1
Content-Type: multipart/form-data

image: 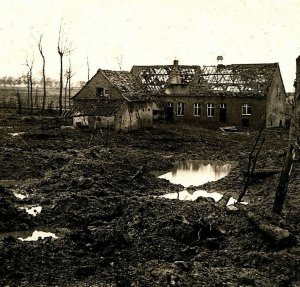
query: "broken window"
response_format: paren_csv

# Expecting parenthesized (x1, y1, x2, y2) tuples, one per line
(96, 87, 104, 97)
(177, 102, 184, 116)
(242, 104, 251, 115)
(207, 103, 215, 117)
(194, 103, 201, 116)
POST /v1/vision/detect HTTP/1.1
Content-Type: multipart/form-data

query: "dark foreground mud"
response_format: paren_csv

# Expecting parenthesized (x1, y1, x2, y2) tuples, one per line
(0, 120, 299, 286)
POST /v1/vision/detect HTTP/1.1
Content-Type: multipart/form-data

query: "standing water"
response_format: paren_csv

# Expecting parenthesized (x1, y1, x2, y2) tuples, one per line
(159, 160, 232, 187)
(159, 160, 233, 202)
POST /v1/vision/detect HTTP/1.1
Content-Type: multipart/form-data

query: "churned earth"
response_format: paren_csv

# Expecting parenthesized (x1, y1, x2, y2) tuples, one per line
(0, 117, 299, 287)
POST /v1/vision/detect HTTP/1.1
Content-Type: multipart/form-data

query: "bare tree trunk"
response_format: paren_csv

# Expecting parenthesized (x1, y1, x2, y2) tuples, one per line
(57, 21, 71, 115)
(68, 73, 71, 107)
(26, 58, 34, 115)
(42, 57, 46, 114)
(87, 55, 90, 81)
(273, 144, 294, 214)
(59, 53, 63, 115)
(64, 74, 69, 110)
(38, 35, 47, 114)
(30, 75, 33, 114)
(27, 73, 30, 113)
(15, 90, 22, 115)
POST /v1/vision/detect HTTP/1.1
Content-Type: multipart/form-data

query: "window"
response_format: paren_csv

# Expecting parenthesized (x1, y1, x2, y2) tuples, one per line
(194, 103, 201, 117)
(167, 102, 173, 107)
(220, 103, 226, 109)
(96, 87, 104, 97)
(177, 102, 184, 116)
(207, 103, 215, 117)
(242, 104, 251, 115)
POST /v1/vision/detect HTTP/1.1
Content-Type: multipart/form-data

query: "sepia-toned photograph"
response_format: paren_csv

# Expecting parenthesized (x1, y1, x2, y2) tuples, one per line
(0, 0, 299, 286)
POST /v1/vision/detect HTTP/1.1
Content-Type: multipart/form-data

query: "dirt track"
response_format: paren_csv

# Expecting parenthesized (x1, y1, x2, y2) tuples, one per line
(0, 119, 299, 286)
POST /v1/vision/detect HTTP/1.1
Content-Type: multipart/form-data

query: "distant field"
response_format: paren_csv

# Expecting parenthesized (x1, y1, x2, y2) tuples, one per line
(0, 85, 81, 112)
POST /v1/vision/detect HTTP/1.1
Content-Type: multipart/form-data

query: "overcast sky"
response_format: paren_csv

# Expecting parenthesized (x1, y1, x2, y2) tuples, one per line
(0, 0, 299, 91)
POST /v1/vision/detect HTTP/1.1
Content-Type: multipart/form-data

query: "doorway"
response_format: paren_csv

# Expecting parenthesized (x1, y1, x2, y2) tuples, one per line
(166, 103, 173, 121)
(219, 103, 226, 123)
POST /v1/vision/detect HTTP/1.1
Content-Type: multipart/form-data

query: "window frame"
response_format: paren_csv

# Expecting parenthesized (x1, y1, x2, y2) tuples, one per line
(194, 103, 201, 117)
(242, 104, 252, 116)
(177, 102, 184, 116)
(207, 103, 215, 117)
(96, 87, 105, 97)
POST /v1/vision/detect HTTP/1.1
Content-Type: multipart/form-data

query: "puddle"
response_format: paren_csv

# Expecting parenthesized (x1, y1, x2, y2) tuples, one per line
(19, 230, 58, 241)
(159, 160, 236, 202)
(13, 191, 28, 200)
(158, 160, 233, 187)
(9, 132, 25, 137)
(20, 206, 42, 216)
(161, 189, 223, 201)
(0, 229, 58, 241)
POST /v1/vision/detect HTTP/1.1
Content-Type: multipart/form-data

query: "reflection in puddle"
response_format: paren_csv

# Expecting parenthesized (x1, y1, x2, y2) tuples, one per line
(9, 132, 25, 137)
(0, 229, 58, 242)
(20, 206, 42, 216)
(161, 189, 223, 201)
(158, 160, 232, 187)
(13, 191, 28, 200)
(159, 160, 236, 203)
(19, 230, 58, 241)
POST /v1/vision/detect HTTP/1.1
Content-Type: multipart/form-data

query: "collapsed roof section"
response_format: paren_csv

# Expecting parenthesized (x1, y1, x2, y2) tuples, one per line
(131, 65, 200, 95)
(100, 70, 150, 102)
(132, 62, 279, 97)
(188, 63, 279, 96)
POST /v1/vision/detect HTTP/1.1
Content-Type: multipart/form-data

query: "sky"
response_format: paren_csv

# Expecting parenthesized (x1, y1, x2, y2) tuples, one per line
(0, 0, 300, 91)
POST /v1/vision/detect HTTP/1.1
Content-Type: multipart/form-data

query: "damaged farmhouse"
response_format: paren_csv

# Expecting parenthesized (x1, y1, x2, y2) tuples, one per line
(132, 60, 286, 129)
(66, 59, 286, 130)
(66, 69, 153, 131)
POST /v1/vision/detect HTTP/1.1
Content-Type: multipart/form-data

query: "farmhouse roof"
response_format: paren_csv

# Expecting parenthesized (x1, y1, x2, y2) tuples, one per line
(187, 63, 279, 96)
(63, 99, 124, 117)
(99, 69, 150, 101)
(72, 69, 151, 102)
(131, 64, 200, 95)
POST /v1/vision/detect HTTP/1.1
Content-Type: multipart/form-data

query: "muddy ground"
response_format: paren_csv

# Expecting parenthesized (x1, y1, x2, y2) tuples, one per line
(0, 117, 299, 286)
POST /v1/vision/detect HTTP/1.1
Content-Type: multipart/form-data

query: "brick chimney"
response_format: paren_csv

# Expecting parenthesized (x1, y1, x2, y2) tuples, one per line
(169, 59, 181, 84)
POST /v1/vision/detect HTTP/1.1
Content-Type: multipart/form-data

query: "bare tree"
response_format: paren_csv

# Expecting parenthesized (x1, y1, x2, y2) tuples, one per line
(87, 55, 90, 81)
(25, 58, 34, 114)
(14, 89, 22, 115)
(38, 35, 47, 114)
(64, 58, 75, 110)
(57, 21, 71, 115)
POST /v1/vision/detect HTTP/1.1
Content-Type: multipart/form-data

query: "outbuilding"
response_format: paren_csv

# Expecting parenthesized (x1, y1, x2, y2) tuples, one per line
(68, 69, 153, 131)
